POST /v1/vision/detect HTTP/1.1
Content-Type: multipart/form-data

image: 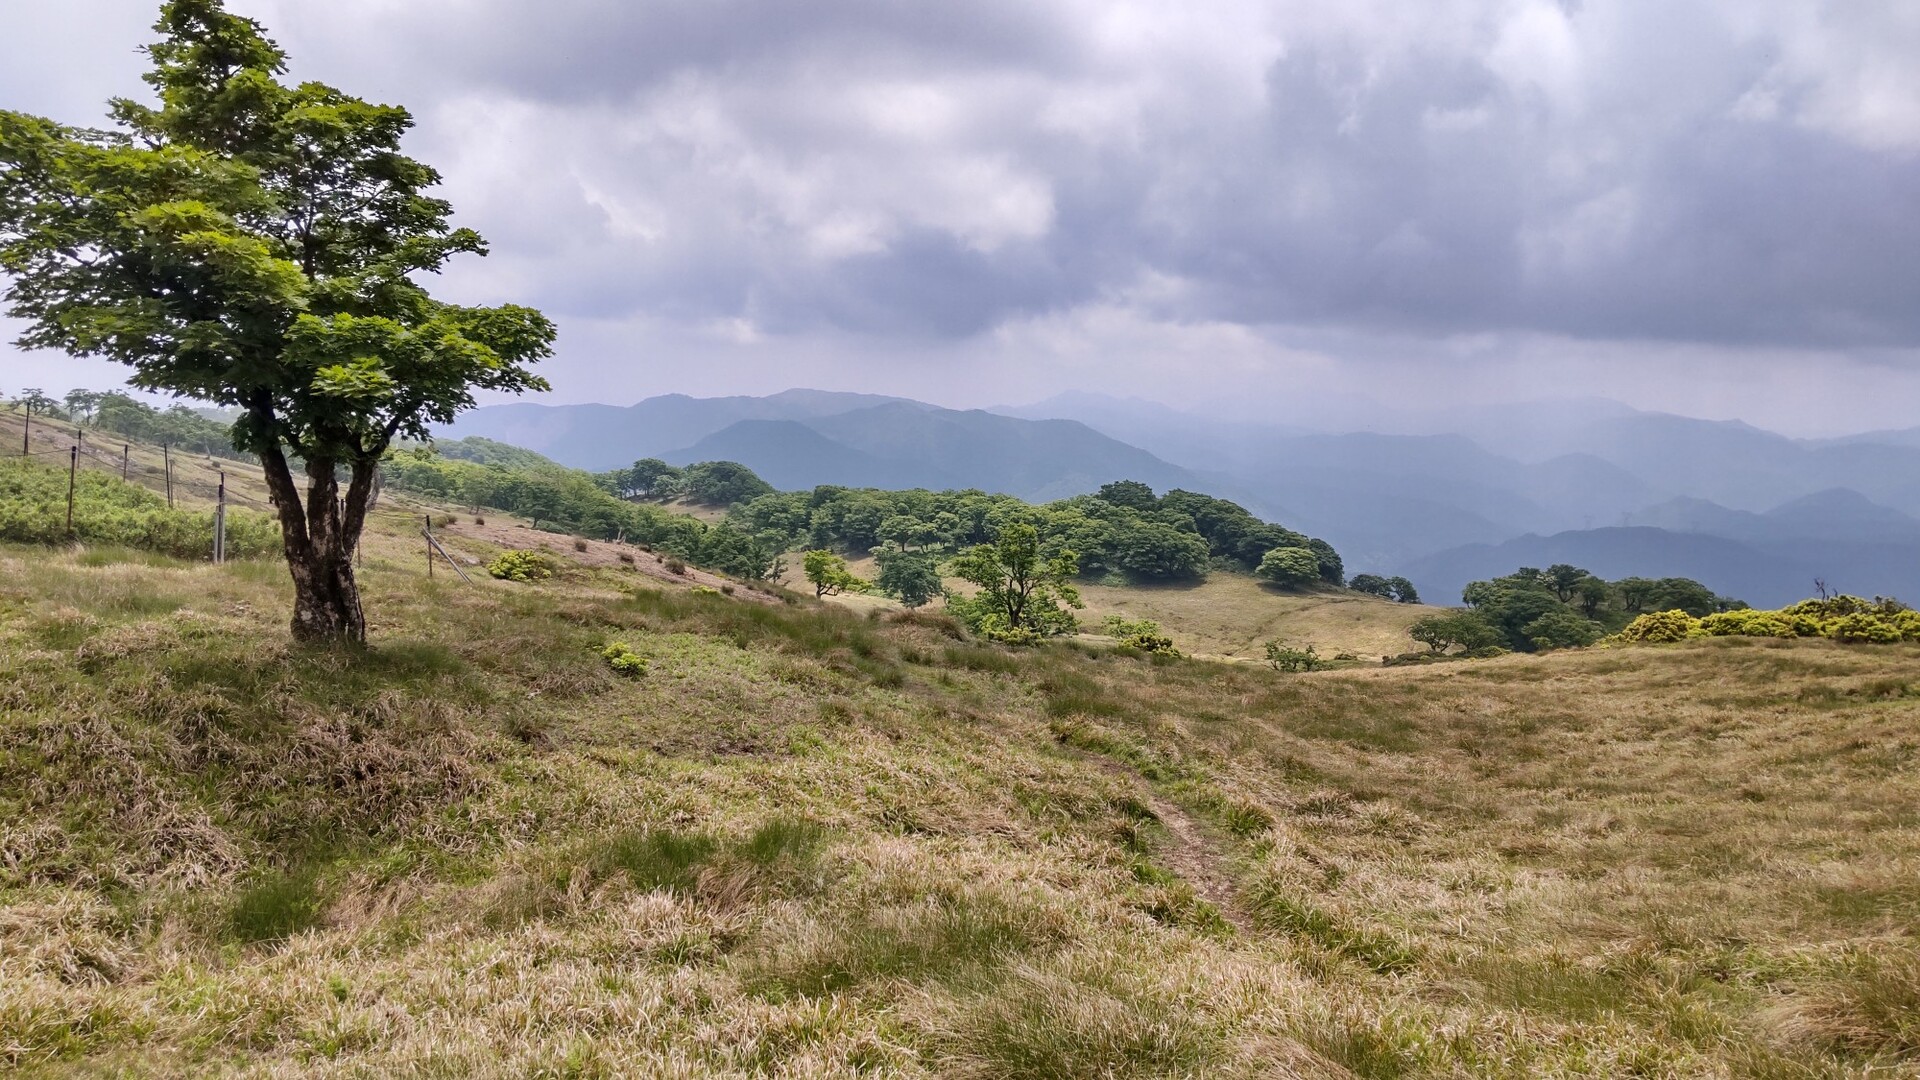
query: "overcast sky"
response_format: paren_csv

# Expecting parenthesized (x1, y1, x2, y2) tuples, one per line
(3, 1, 1918, 435)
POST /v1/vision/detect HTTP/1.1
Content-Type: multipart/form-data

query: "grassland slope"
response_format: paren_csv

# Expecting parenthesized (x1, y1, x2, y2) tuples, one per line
(1, 499, 1916, 1077)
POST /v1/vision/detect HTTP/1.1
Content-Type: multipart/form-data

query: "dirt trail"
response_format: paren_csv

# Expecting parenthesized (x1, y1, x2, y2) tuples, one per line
(1144, 789, 1258, 935)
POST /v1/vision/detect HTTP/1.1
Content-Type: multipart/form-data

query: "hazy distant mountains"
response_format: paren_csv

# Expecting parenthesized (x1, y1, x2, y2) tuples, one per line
(443, 388, 1920, 606)
(444, 389, 1213, 504)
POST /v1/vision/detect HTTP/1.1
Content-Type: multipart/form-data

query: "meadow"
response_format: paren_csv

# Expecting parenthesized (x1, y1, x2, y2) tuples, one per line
(2, 480, 1916, 1078)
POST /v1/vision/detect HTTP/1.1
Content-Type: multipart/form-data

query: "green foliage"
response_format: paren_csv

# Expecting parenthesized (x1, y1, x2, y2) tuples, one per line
(601, 641, 648, 677)
(1100, 615, 1179, 655)
(1350, 574, 1421, 603)
(802, 549, 868, 599)
(731, 481, 1338, 587)
(874, 546, 942, 609)
(947, 524, 1082, 643)
(1264, 640, 1321, 672)
(1613, 594, 1920, 647)
(679, 461, 774, 507)
(0, 455, 276, 558)
(1611, 610, 1704, 643)
(599, 457, 682, 501)
(1256, 546, 1322, 588)
(0, 1, 556, 640)
(1407, 611, 1502, 654)
(486, 550, 553, 583)
(228, 868, 324, 944)
(1523, 608, 1603, 652)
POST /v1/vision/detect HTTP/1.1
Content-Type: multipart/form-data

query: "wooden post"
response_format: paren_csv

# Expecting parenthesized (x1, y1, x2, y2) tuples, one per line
(66, 445, 77, 531)
(214, 471, 226, 563)
(425, 514, 433, 579)
(21, 407, 29, 455)
(163, 444, 173, 507)
(121, 443, 130, 481)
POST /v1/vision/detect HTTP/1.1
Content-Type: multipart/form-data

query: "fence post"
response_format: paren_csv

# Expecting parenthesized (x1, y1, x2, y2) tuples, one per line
(163, 444, 173, 507)
(21, 408, 29, 455)
(121, 443, 129, 481)
(67, 445, 77, 531)
(214, 471, 227, 564)
(425, 514, 433, 579)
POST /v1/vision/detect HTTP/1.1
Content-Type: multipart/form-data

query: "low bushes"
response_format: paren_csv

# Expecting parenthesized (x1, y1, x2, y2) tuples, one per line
(1612, 596, 1920, 646)
(486, 550, 553, 583)
(0, 456, 276, 559)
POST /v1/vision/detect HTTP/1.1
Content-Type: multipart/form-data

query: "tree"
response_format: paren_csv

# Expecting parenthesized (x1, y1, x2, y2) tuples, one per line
(1096, 479, 1158, 512)
(0, 3, 554, 643)
(1573, 576, 1611, 618)
(1523, 609, 1602, 651)
(1256, 546, 1321, 588)
(1615, 577, 1658, 614)
(1264, 640, 1321, 672)
(609, 458, 680, 501)
(1545, 564, 1590, 603)
(1111, 520, 1210, 581)
(1408, 611, 1501, 654)
(678, 461, 774, 507)
(875, 546, 942, 609)
(947, 523, 1082, 643)
(1388, 576, 1421, 604)
(1349, 573, 1395, 598)
(802, 550, 866, 598)
(64, 388, 103, 424)
(12, 387, 57, 418)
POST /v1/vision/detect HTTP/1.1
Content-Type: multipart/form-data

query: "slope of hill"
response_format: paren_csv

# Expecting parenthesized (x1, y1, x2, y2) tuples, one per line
(443, 389, 919, 471)
(662, 419, 948, 492)
(4, 497, 1916, 1076)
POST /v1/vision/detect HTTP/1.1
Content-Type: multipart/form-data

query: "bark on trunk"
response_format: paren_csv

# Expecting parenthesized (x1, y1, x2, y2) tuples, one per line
(258, 442, 374, 645)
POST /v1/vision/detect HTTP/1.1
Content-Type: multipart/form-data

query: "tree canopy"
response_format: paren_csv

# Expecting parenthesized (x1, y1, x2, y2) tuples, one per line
(0, 1, 553, 641)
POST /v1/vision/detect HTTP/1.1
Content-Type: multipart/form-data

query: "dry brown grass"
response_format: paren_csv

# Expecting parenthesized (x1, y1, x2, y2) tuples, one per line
(2, 503, 1917, 1077)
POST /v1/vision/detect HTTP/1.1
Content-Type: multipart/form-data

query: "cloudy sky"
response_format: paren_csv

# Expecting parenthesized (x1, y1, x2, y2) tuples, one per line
(3, 0, 1918, 434)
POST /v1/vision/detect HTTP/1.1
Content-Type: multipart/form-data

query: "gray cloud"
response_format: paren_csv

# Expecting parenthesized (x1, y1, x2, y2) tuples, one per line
(3, 1, 1920, 432)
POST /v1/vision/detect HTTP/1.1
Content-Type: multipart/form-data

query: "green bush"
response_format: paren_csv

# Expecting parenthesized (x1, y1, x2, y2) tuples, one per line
(1828, 613, 1903, 644)
(1101, 615, 1179, 655)
(1610, 610, 1701, 643)
(1256, 546, 1321, 588)
(1699, 609, 1796, 638)
(0, 456, 276, 559)
(1264, 640, 1321, 672)
(601, 641, 648, 676)
(486, 549, 553, 583)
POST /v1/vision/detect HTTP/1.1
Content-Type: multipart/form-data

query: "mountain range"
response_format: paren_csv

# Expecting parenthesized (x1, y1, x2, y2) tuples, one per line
(441, 389, 1920, 606)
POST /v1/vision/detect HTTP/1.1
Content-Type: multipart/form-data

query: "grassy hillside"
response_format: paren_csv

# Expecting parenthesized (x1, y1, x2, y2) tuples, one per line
(3, 491, 1917, 1077)
(832, 551, 1435, 660)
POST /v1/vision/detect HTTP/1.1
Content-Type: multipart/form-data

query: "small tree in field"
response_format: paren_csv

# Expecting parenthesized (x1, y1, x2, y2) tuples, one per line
(802, 550, 866, 598)
(0, 2, 554, 643)
(874, 546, 942, 609)
(947, 523, 1082, 643)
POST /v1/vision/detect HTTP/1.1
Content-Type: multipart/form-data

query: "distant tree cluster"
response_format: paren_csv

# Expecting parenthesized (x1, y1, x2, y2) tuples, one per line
(595, 459, 775, 507)
(730, 478, 1342, 588)
(9, 387, 250, 461)
(382, 450, 781, 580)
(1348, 573, 1421, 604)
(1409, 564, 1742, 655)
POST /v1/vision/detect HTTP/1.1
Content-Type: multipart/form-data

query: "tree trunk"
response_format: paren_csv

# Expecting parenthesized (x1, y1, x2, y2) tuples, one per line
(258, 443, 373, 644)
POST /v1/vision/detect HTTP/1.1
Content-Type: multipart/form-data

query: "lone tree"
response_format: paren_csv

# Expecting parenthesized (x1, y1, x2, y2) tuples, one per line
(948, 523, 1082, 643)
(0, 2, 554, 643)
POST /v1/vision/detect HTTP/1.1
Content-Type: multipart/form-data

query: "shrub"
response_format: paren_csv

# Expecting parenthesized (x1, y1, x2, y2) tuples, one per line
(690, 585, 721, 597)
(601, 641, 648, 677)
(1828, 613, 1903, 644)
(1523, 609, 1602, 652)
(1699, 609, 1796, 638)
(1264, 640, 1321, 672)
(486, 549, 554, 583)
(0, 456, 278, 559)
(1611, 609, 1701, 643)
(1101, 615, 1179, 655)
(616, 550, 635, 565)
(572, 537, 588, 552)
(665, 558, 687, 575)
